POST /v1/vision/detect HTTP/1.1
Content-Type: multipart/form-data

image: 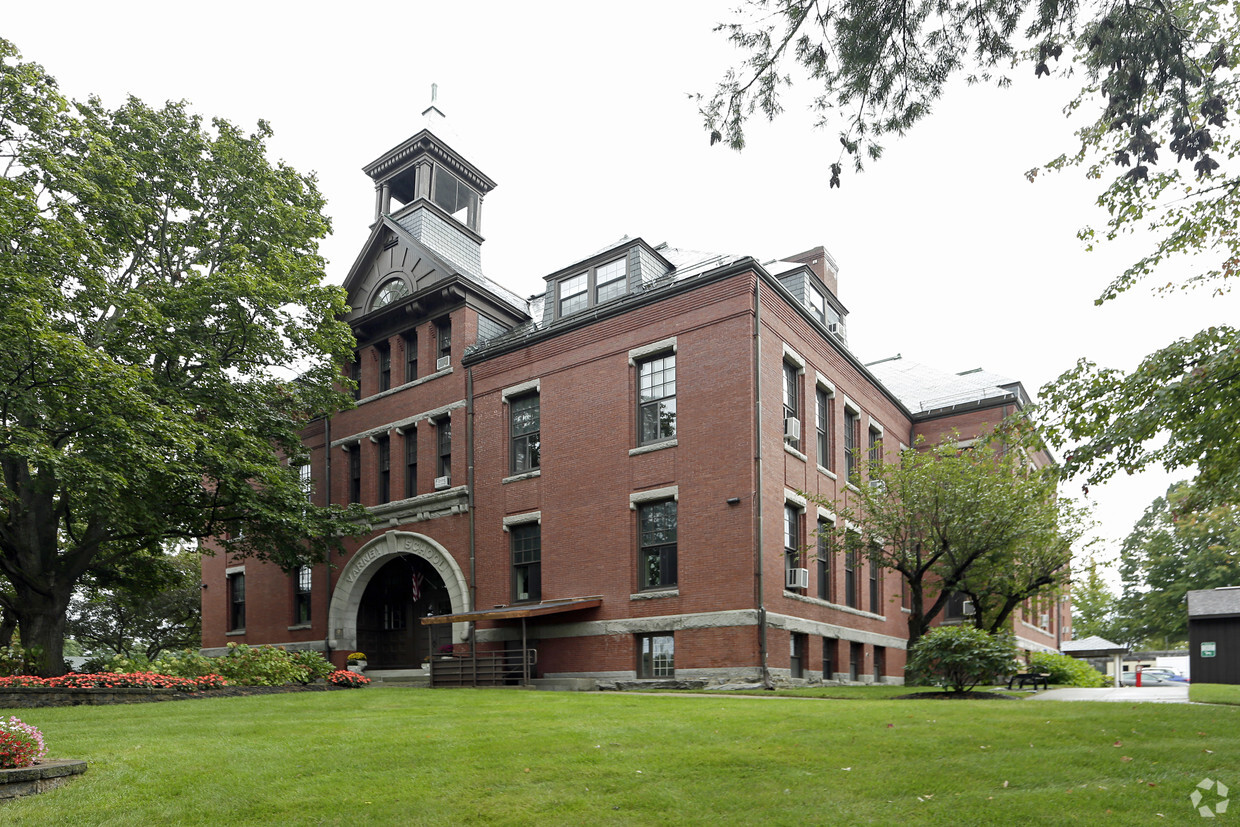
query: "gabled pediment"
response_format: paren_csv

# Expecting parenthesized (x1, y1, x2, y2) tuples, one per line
(341, 216, 462, 324)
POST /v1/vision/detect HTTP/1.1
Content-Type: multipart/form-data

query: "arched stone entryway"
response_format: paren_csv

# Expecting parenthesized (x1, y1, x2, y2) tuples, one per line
(328, 531, 470, 663)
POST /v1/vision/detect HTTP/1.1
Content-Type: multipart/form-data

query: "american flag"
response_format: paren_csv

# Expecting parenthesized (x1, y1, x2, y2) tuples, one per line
(411, 571, 424, 603)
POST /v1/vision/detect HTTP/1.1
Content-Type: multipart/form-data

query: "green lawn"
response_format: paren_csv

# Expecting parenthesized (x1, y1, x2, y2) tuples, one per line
(1190, 683, 1240, 706)
(2, 687, 1236, 825)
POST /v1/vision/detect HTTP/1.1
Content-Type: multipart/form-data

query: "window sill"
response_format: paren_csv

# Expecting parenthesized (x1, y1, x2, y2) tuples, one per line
(817, 465, 837, 480)
(226, 630, 246, 636)
(631, 589, 679, 601)
(630, 438, 676, 457)
(782, 591, 886, 620)
(502, 469, 541, 484)
(846, 482, 861, 494)
(356, 366, 453, 404)
(784, 443, 807, 462)
(287, 623, 312, 631)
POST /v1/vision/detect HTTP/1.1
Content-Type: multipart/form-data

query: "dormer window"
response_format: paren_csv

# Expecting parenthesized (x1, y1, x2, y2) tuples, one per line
(559, 273, 588, 316)
(371, 277, 410, 311)
(555, 256, 629, 319)
(807, 286, 826, 325)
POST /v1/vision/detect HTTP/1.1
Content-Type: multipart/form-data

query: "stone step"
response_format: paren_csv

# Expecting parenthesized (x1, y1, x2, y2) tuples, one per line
(364, 669, 431, 687)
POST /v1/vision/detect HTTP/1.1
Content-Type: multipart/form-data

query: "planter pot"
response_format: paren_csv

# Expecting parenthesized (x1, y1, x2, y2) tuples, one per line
(346, 661, 367, 673)
(420, 663, 430, 672)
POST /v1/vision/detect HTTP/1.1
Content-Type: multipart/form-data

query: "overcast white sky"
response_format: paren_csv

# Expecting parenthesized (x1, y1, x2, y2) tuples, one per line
(7, 2, 1236, 577)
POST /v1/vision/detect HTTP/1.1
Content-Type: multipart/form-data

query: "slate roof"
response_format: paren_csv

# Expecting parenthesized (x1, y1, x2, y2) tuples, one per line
(1187, 587, 1240, 618)
(865, 355, 1025, 415)
(465, 242, 748, 357)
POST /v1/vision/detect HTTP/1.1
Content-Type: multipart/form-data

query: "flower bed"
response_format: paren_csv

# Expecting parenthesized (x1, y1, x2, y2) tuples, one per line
(0, 672, 225, 691)
(326, 669, 370, 688)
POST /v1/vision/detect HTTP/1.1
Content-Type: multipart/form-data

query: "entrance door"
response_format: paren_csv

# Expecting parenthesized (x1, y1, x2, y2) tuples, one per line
(356, 556, 450, 668)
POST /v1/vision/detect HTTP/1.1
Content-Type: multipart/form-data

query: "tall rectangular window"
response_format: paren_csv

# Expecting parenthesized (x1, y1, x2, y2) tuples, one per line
(510, 394, 541, 474)
(638, 353, 676, 445)
(875, 646, 886, 681)
(816, 518, 831, 601)
(783, 362, 800, 450)
(404, 430, 417, 499)
(849, 642, 862, 682)
(823, 637, 836, 681)
(844, 409, 860, 481)
(816, 387, 831, 469)
(228, 572, 245, 631)
(869, 557, 880, 613)
(349, 355, 361, 401)
(377, 342, 391, 392)
(437, 317, 451, 365)
(436, 418, 451, 481)
(377, 435, 390, 504)
(844, 532, 859, 609)
(297, 463, 312, 504)
(293, 566, 311, 625)
(404, 331, 418, 383)
(784, 504, 803, 589)
(511, 522, 541, 603)
(637, 633, 674, 678)
(868, 426, 882, 471)
(639, 500, 677, 589)
(348, 446, 361, 505)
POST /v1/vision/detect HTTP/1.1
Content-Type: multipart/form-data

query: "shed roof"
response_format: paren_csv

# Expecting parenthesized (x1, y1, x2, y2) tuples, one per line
(1060, 635, 1128, 657)
(1187, 587, 1240, 618)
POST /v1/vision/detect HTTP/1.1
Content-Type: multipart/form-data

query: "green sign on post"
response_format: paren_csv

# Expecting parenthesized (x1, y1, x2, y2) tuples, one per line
(1201, 641, 1216, 658)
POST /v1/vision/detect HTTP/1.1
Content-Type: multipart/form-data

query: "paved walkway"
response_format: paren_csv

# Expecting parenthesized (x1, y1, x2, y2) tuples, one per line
(1029, 685, 1190, 703)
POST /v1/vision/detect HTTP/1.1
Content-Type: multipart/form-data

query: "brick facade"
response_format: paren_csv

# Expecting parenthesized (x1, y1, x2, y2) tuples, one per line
(199, 124, 1067, 686)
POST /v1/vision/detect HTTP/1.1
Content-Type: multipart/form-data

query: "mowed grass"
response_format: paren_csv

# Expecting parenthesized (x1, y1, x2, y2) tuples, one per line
(1190, 683, 1240, 705)
(1, 688, 1236, 826)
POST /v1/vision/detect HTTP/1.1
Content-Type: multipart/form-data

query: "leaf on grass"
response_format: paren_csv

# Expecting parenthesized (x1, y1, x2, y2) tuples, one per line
(1113, 740, 1123, 747)
(1121, 756, 1133, 762)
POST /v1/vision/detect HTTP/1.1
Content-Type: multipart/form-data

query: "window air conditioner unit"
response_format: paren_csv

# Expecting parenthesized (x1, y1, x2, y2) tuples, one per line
(962, 600, 975, 616)
(869, 479, 886, 491)
(786, 567, 809, 589)
(784, 417, 800, 441)
(436, 355, 451, 371)
(434, 475, 451, 490)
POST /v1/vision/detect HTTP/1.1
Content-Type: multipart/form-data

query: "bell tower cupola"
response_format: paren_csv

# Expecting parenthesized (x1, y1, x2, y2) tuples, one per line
(360, 86, 497, 279)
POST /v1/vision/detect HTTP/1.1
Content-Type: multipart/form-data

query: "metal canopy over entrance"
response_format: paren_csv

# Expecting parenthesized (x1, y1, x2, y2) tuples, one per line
(420, 596, 602, 688)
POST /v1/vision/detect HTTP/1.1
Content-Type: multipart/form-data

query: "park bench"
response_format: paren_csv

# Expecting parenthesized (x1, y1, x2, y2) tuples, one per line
(1006, 672, 1050, 690)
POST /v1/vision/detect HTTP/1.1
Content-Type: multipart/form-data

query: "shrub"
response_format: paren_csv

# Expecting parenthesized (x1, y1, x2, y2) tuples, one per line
(1027, 651, 1108, 687)
(215, 643, 307, 686)
(288, 650, 335, 684)
(151, 650, 217, 679)
(908, 626, 1018, 693)
(82, 653, 152, 674)
(0, 717, 47, 769)
(0, 645, 27, 677)
(327, 669, 370, 688)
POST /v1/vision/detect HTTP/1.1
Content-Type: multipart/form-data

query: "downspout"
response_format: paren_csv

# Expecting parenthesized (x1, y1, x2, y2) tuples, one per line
(466, 365, 477, 654)
(323, 415, 333, 664)
(754, 275, 771, 689)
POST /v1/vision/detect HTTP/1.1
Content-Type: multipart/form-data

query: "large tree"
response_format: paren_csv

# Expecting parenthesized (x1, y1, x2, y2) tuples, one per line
(67, 545, 202, 662)
(1114, 482, 1240, 647)
(0, 39, 364, 675)
(815, 433, 1081, 653)
(700, 2, 1240, 507)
